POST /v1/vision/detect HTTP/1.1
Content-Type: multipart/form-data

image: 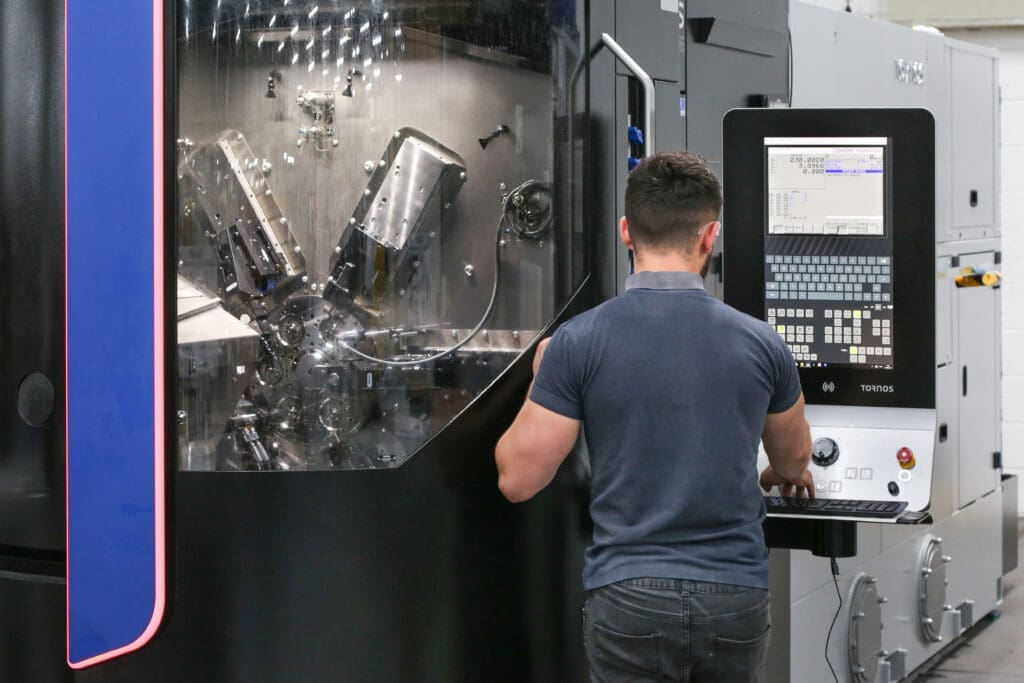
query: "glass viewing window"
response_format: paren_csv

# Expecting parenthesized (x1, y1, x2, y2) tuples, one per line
(175, 0, 585, 472)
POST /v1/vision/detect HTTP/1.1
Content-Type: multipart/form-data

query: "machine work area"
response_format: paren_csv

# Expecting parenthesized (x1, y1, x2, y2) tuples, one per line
(0, 1, 1017, 682)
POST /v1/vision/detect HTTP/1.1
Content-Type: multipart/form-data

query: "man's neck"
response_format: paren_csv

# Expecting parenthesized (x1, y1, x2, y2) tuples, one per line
(632, 254, 702, 274)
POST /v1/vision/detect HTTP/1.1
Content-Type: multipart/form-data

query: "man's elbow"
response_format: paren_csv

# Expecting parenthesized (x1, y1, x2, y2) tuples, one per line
(495, 439, 531, 503)
(498, 472, 533, 503)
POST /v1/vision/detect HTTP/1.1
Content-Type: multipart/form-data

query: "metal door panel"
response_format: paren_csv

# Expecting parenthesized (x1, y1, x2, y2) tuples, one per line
(956, 257, 999, 506)
(951, 49, 996, 229)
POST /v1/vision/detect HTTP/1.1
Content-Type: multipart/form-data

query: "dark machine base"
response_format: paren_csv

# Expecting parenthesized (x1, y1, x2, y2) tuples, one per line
(764, 517, 858, 558)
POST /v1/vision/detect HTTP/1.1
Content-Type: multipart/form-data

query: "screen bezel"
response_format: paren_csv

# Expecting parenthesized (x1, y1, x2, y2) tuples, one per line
(723, 108, 935, 410)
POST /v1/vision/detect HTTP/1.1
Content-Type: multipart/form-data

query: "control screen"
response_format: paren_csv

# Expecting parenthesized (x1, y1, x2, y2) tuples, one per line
(767, 139, 885, 236)
(763, 137, 893, 370)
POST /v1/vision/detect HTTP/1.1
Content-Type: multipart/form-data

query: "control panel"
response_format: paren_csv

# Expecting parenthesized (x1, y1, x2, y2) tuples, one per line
(724, 108, 935, 410)
(758, 405, 935, 515)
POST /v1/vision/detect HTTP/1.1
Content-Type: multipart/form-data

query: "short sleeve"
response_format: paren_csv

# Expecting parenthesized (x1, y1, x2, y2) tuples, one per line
(529, 327, 583, 420)
(767, 334, 802, 414)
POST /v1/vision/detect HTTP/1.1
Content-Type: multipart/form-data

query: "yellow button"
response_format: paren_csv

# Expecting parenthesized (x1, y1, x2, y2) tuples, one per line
(850, 346, 859, 354)
(777, 325, 786, 334)
(853, 311, 861, 319)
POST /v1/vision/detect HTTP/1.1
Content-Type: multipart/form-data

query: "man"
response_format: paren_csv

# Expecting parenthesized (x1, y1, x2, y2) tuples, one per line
(495, 151, 814, 682)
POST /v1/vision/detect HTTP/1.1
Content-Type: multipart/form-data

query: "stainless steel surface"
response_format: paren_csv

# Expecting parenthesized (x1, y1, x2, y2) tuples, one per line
(324, 127, 466, 319)
(179, 130, 307, 319)
(355, 130, 464, 253)
(599, 32, 655, 156)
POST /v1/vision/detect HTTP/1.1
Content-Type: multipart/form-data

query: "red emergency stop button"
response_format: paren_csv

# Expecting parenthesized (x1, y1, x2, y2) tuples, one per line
(897, 447, 916, 469)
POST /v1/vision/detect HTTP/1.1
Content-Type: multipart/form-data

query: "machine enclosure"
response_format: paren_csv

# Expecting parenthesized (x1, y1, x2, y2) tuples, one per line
(0, 2, 1010, 683)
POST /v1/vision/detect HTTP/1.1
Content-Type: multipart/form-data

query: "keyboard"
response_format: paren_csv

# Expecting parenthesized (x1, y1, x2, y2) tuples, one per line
(765, 254, 892, 303)
(765, 496, 908, 519)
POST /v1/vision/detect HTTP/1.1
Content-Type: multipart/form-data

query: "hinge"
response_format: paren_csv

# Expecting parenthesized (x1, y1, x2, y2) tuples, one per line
(712, 252, 724, 283)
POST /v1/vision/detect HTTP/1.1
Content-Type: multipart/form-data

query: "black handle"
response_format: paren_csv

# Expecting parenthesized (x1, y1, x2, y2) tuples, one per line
(962, 365, 968, 397)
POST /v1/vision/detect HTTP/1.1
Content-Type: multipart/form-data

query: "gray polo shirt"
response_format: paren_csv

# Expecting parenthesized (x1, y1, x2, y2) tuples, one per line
(530, 271, 801, 590)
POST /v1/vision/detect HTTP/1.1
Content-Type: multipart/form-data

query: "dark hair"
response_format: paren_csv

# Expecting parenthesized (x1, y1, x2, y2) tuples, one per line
(624, 151, 723, 252)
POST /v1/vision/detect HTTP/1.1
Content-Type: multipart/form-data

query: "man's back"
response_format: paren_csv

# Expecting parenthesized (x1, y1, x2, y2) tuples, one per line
(495, 151, 810, 682)
(531, 271, 801, 591)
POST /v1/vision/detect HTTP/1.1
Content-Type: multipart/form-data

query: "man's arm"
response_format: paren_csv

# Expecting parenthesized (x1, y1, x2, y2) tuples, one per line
(760, 393, 814, 496)
(495, 339, 581, 503)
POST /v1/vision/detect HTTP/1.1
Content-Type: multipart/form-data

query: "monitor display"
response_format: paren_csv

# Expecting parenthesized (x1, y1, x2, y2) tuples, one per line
(762, 137, 893, 370)
(766, 137, 886, 236)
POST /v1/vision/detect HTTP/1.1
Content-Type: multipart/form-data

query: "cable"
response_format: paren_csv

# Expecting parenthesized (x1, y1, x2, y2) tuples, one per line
(335, 221, 504, 367)
(825, 557, 841, 683)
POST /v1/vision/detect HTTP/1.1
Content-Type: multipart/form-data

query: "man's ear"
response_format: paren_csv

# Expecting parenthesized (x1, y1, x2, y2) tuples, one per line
(700, 220, 720, 255)
(619, 216, 635, 251)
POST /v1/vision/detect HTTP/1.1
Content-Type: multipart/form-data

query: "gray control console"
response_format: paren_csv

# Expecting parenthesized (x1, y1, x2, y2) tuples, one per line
(758, 405, 935, 517)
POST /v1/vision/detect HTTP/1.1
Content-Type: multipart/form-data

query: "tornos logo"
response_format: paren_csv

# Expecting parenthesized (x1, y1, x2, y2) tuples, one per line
(861, 384, 895, 393)
(822, 381, 836, 393)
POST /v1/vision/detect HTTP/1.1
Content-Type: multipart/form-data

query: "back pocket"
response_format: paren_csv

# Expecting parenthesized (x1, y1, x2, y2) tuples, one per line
(710, 626, 771, 681)
(592, 622, 661, 679)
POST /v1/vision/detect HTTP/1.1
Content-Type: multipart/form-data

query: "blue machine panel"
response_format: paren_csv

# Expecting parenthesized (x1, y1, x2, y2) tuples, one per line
(66, 0, 166, 668)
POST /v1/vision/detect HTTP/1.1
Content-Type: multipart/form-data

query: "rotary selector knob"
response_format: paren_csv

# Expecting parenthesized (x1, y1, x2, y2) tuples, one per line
(812, 437, 840, 467)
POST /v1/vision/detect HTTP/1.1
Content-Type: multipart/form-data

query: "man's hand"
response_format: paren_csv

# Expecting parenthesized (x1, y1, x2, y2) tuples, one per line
(759, 465, 815, 499)
(532, 337, 551, 376)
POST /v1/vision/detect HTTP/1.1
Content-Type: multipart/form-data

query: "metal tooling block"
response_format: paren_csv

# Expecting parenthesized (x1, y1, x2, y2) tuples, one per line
(325, 127, 465, 314)
(180, 129, 306, 318)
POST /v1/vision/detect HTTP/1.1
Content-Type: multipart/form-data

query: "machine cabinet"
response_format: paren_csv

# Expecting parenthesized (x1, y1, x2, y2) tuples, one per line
(951, 46, 998, 233)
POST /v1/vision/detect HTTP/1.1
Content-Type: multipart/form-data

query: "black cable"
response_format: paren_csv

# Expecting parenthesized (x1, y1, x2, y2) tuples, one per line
(336, 219, 503, 367)
(825, 557, 841, 683)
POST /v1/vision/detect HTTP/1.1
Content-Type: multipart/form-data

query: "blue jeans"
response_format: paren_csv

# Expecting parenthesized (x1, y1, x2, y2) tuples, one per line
(582, 578, 770, 682)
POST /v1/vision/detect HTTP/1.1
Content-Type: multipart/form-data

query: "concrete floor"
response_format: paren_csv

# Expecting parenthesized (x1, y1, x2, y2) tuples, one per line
(914, 524, 1023, 682)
